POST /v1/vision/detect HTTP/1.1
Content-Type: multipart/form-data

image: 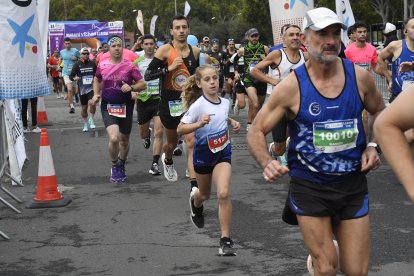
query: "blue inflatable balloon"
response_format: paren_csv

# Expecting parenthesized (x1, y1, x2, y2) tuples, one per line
(187, 35, 198, 47)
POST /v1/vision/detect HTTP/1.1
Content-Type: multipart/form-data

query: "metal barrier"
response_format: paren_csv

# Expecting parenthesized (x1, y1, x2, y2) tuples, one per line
(0, 101, 24, 240)
(373, 72, 390, 102)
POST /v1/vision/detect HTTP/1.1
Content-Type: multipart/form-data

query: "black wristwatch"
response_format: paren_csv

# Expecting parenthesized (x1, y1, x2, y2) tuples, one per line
(367, 142, 382, 155)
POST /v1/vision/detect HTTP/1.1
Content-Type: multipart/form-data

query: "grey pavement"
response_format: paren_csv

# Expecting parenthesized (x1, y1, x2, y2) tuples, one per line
(1, 92, 414, 275)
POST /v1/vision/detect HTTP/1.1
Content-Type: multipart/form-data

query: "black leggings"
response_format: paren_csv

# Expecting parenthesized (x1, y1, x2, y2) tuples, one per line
(21, 98, 38, 127)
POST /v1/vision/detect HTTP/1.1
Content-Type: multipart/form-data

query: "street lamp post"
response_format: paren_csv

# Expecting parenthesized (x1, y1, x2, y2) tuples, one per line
(108, 9, 137, 32)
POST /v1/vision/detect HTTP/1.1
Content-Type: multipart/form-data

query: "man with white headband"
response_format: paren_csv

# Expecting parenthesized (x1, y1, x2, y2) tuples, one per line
(92, 36, 146, 183)
(248, 7, 385, 275)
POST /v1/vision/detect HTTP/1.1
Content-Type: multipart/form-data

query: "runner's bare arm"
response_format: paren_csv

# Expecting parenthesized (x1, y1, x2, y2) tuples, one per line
(247, 75, 298, 181)
(250, 50, 281, 85)
(177, 115, 211, 136)
(92, 77, 102, 103)
(355, 66, 385, 172)
(375, 88, 414, 201)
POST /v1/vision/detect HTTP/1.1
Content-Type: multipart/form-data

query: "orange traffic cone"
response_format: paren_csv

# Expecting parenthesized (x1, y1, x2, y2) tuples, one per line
(37, 96, 53, 126)
(26, 128, 71, 209)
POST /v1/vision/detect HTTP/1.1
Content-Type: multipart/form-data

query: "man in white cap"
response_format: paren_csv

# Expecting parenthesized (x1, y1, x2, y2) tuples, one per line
(383, 22, 398, 47)
(247, 7, 385, 276)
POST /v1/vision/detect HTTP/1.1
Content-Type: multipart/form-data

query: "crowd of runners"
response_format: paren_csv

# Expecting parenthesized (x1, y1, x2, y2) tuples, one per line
(38, 7, 414, 274)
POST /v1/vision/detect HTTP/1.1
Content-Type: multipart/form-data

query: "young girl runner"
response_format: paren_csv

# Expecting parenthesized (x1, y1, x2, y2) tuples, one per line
(177, 65, 240, 256)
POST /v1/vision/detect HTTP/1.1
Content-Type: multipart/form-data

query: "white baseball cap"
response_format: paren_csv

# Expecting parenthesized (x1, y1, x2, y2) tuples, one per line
(80, 47, 89, 53)
(303, 7, 346, 31)
(383, 22, 396, 34)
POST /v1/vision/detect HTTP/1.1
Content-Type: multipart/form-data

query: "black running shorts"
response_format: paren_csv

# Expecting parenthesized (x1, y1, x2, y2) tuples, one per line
(136, 98, 160, 125)
(158, 100, 182, 130)
(80, 91, 93, 106)
(234, 80, 247, 94)
(243, 80, 267, 96)
(194, 159, 231, 174)
(287, 172, 369, 225)
(101, 101, 134, 135)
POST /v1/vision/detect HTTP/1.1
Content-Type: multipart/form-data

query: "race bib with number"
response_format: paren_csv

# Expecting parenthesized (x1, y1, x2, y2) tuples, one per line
(82, 75, 93, 85)
(313, 119, 359, 153)
(168, 100, 184, 117)
(207, 128, 230, 153)
(107, 104, 126, 118)
(147, 80, 160, 95)
(356, 62, 370, 71)
(229, 65, 235, 73)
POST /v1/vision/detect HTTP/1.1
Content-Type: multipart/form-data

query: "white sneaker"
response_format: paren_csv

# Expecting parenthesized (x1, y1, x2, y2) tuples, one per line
(23, 127, 31, 133)
(82, 123, 88, 132)
(31, 126, 41, 133)
(307, 240, 339, 276)
(161, 153, 178, 182)
(233, 100, 240, 115)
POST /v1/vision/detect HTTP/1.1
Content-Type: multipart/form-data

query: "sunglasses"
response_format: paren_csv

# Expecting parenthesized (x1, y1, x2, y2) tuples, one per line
(228, 39, 234, 42)
(250, 34, 259, 38)
(81, 52, 89, 55)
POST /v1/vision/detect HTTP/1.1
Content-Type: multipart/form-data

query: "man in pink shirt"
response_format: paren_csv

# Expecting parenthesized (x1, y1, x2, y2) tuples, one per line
(92, 36, 146, 183)
(345, 22, 382, 135)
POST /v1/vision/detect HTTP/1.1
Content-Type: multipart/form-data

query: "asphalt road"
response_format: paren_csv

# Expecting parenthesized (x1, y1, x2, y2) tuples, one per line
(0, 94, 413, 276)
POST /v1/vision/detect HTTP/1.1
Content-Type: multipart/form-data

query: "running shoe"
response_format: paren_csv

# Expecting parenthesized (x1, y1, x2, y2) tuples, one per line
(268, 142, 279, 160)
(173, 140, 183, 156)
(307, 240, 339, 276)
(88, 117, 96, 129)
(279, 154, 288, 166)
(142, 128, 152, 149)
(69, 107, 75, 114)
(110, 165, 127, 183)
(149, 163, 161, 175)
(31, 126, 41, 133)
(161, 153, 178, 182)
(219, 237, 236, 256)
(233, 100, 240, 115)
(189, 187, 204, 228)
(23, 127, 31, 133)
(82, 123, 88, 132)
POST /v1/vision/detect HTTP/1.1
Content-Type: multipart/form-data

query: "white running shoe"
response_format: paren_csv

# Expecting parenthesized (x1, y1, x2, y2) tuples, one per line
(307, 240, 339, 276)
(82, 123, 88, 132)
(88, 117, 96, 129)
(161, 153, 178, 182)
(31, 126, 41, 133)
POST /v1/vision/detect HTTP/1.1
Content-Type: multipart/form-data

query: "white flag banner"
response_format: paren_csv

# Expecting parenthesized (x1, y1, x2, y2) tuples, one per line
(268, 0, 314, 45)
(336, 0, 355, 45)
(3, 99, 26, 185)
(136, 10, 144, 35)
(150, 15, 158, 36)
(0, 1, 50, 100)
(36, 0, 50, 64)
(184, 1, 191, 17)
